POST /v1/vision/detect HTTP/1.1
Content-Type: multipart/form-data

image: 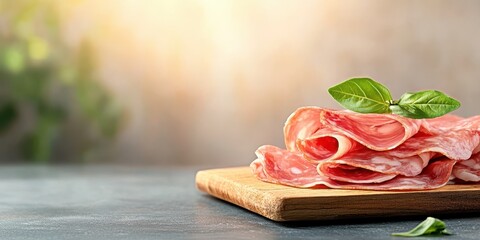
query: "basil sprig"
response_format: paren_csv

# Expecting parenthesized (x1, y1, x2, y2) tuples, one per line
(328, 78, 460, 119)
(391, 217, 452, 237)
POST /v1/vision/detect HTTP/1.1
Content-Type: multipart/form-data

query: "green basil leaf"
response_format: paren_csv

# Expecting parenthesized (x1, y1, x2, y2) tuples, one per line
(391, 217, 451, 237)
(390, 90, 461, 119)
(328, 78, 393, 114)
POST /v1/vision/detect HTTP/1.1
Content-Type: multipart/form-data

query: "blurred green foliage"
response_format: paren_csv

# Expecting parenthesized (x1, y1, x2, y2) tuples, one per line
(0, 0, 122, 162)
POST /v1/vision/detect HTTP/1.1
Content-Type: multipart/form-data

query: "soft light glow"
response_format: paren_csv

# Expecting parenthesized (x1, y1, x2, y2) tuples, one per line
(49, 0, 479, 164)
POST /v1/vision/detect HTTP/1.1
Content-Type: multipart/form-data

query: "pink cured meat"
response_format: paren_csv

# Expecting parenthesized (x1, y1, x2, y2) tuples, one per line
(317, 162, 397, 183)
(448, 117, 480, 182)
(390, 130, 479, 160)
(344, 158, 456, 190)
(284, 107, 422, 162)
(452, 152, 480, 182)
(296, 128, 362, 162)
(421, 115, 480, 134)
(252, 107, 480, 190)
(317, 130, 479, 183)
(251, 145, 328, 188)
(317, 151, 432, 181)
(283, 107, 354, 160)
(457, 116, 480, 131)
(251, 145, 456, 190)
(420, 114, 464, 134)
(320, 110, 422, 151)
(283, 107, 360, 161)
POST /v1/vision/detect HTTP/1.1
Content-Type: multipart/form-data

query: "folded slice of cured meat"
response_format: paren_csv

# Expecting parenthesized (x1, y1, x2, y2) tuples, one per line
(284, 107, 422, 162)
(342, 158, 456, 191)
(421, 115, 480, 134)
(319, 109, 422, 151)
(316, 162, 398, 184)
(250, 145, 328, 188)
(251, 145, 456, 190)
(317, 152, 433, 182)
(296, 128, 362, 162)
(389, 130, 479, 160)
(452, 152, 480, 182)
(316, 129, 479, 183)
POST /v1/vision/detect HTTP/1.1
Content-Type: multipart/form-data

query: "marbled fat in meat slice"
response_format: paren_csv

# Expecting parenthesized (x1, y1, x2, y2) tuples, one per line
(284, 107, 422, 161)
(320, 110, 422, 151)
(250, 145, 329, 188)
(421, 115, 480, 134)
(324, 158, 456, 191)
(456, 116, 480, 131)
(283, 107, 360, 161)
(314, 120, 479, 183)
(315, 131, 478, 184)
(251, 145, 456, 190)
(296, 128, 362, 162)
(317, 151, 433, 180)
(420, 115, 464, 134)
(317, 162, 397, 183)
(283, 107, 325, 152)
(317, 129, 479, 182)
(452, 152, 480, 182)
(390, 130, 479, 160)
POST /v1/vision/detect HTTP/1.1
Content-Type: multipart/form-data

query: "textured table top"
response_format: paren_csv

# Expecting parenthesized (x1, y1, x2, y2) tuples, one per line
(0, 165, 479, 240)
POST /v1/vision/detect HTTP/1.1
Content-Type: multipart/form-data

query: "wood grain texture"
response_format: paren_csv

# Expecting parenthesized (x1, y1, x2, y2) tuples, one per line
(195, 167, 480, 222)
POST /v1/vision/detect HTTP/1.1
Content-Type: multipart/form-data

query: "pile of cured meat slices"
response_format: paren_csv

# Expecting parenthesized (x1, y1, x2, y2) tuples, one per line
(250, 107, 480, 190)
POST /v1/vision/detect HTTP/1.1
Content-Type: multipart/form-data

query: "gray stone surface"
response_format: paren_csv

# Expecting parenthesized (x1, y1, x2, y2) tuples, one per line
(0, 165, 478, 239)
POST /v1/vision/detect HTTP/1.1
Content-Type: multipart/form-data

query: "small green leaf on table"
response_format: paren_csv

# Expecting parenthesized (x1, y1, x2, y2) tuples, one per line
(391, 217, 452, 237)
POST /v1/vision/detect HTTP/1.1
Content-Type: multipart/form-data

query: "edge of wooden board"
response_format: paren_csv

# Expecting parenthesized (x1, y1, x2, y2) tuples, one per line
(195, 167, 480, 222)
(196, 167, 286, 221)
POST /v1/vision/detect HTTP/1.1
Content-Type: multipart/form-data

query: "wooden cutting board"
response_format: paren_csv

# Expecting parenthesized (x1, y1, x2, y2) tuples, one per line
(195, 167, 480, 222)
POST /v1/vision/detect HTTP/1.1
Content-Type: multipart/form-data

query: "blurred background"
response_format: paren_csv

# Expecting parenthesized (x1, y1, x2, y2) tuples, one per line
(0, 0, 479, 166)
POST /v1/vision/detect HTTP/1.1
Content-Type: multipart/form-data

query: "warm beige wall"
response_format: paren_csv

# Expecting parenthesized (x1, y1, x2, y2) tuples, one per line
(60, 0, 480, 166)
